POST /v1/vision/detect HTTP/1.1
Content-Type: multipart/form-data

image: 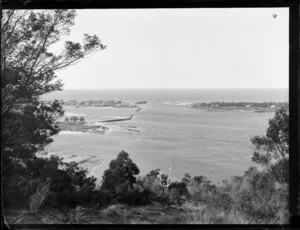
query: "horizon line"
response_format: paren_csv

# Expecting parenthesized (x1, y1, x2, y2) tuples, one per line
(61, 87, 289, 90)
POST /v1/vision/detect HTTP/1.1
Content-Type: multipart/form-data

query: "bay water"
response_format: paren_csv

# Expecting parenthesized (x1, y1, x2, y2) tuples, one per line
(43, 88, 288, 184)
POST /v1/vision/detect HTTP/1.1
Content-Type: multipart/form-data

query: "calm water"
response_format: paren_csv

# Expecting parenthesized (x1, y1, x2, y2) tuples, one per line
(43, 88, 288, 103)
(45, 89, 288, 184)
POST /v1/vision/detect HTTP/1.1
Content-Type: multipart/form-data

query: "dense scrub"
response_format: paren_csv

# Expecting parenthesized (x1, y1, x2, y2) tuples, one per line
(4, 161, 288, 224)
(4, 151, 288, 224)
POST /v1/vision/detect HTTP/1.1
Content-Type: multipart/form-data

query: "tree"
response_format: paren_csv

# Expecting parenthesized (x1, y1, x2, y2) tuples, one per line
(1, 9, 105, 154)
(2, 100, 65, 208)
(251, 108, 289, 184)
(101, 151, 140, 200)
(1, 9, 105, 208)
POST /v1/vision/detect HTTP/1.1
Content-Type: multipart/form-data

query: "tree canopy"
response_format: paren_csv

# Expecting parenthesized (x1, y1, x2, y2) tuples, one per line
(1, 9, 105, 159)
(1, 9, 105, 209)
(101, 151, 140, 196)
(251, 108, 289, 184)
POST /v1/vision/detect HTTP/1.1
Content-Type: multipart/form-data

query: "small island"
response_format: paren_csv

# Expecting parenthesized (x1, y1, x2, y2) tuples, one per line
(188, 101, 288, 112)
(62, 100, 140, 108)
(42, 99, 146, 109)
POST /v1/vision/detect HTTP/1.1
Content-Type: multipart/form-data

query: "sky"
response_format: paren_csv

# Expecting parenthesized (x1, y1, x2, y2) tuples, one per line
(53, 8, 289, 89)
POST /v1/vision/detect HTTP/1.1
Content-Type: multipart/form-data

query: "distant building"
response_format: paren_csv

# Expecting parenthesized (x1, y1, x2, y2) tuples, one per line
(270, 105, 276, 109)
(246, 104, 251, 108)
(64, 114, 87, 123)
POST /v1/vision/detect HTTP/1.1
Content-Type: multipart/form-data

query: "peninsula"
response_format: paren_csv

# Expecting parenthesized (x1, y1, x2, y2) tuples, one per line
(62, 100, 140, 108)
(188, 101, 288, 112)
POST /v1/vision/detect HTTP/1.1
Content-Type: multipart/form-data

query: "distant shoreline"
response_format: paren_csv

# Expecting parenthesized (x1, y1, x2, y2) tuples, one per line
(41, 89, 288, 103)
(55, 100, 288, 133)
(61, 99, 146, 109)
(187, 101, 288, 113)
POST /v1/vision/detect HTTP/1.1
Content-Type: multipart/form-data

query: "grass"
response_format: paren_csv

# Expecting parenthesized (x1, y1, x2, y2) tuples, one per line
(5, 204, 185, 224)
(4, 200, 285, 224)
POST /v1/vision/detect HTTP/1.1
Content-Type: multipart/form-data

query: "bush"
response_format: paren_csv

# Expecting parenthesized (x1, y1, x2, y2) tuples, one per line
(43, 191, 78, 210)
(210, 191, 233, 213)
(89, 190, 110, 209)
(138, 169, 171, 206)
(120, 187, 153, 206)
(229, 167, 287, 223)
(168, 181, 190, 205)
(188, 176, 215, 204)
(26, 156, 97, 210)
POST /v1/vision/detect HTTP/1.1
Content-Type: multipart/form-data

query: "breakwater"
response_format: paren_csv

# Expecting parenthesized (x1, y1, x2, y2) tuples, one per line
(101, 114, 134, 122)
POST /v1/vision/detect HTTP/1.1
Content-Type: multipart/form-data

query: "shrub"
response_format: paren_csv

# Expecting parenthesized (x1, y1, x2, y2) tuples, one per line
(36, 157, 97, 210)
(119, 186, 153, 206)
(210, 191, 233, 213)
(188, 176, 215, 204)
(231, 167, 286, 223)
(138, 169, 172, 206)
(90, 190, 111, 209)
(168, 181, 190, 205)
